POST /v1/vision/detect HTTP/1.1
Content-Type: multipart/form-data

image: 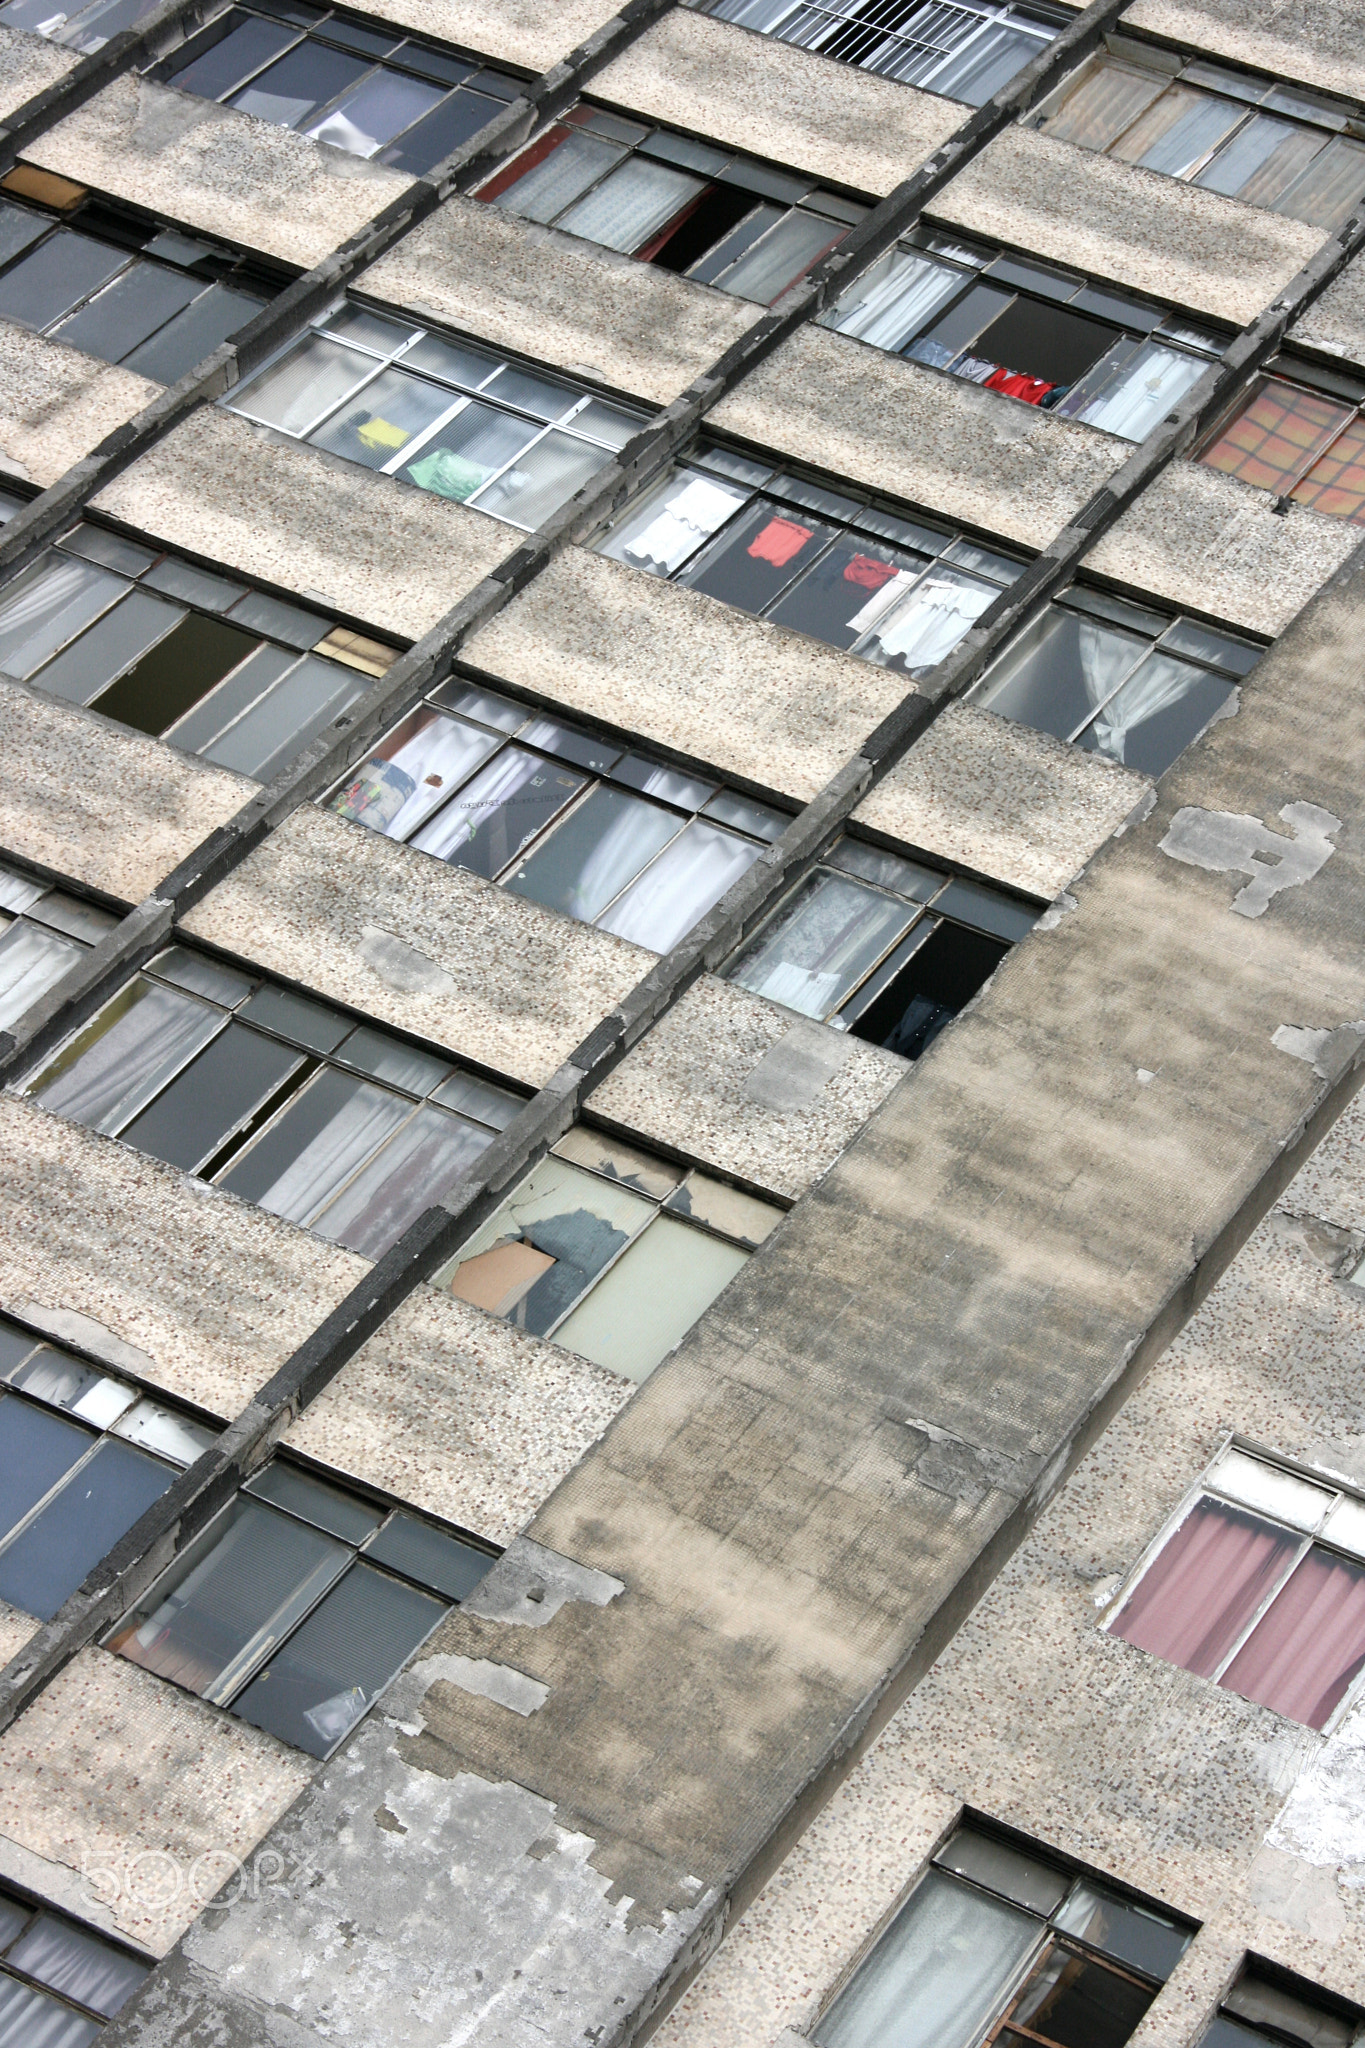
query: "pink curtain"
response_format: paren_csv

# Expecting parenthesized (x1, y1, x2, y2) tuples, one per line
(1111, 1497, 1299, 1677)
(1221, 1547, 1365, 1729)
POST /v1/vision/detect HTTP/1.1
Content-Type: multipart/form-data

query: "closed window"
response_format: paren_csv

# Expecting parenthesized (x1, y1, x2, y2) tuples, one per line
(728, 837, 1035, 1054)
(0, 1877, 149, 2040)
(822, 224, 1223, 438)
(0, 168, 274, 387)
(594, 443, 1025, 674)
(229, 304, 644, 527)
(704, 0, 1065, 106)
(1199, 363, 1365, 525)
(0, 1311, 219, 1623)
(1201, 1966, 1364, 2048)
(106, 1458, 496, 1756)
(1108, 1442, 1365, 1731)
(816, 1822, 1191, 2048)
(0, 522, 391, 778)
(0, 862, 119, 1035)
(1037, 41, 1365, 232)
(151, 0, 521, 176)
(439, 1127, 783, 1382)
(24, 947, 523, 1259)
(326, 678, 785, 952)
(478, 103, 866, 306)
(969, 584, 1262, 777)
(0, 0, 157, 50)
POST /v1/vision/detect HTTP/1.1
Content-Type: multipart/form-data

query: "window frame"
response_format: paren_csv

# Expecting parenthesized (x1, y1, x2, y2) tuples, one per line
(701, 0, 1069, 105)
(0, 859, 121, 1034)
(1197, 360, 1365, 519)
(0, 1871, 151, 2031)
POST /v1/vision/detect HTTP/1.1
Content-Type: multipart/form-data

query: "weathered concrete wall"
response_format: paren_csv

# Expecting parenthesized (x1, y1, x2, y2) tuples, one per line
(1121, 0, 1365, 105)
(854, 701, 1150, 899)
(358, 0, 623, 71)
(0, 324, 155, 488)
(1293, 255, 1365, 368)
(364, 197, 762, 407)
(591, 976, 905, 1199)
(286, 1285, 633, 1547)
(0, 1094, 364, 1418)
(0, 25, 78, 119)
(592, 9, 962, 196)
(0, 681, 251, 903)
(1083, 462, 1361, 637)
(933, 125, 1323, 323)
(92, 408, 509, 639)
(182, 804, 651, 1090)
(709, 325, 1128, 550)
(466, 545, 910, 801)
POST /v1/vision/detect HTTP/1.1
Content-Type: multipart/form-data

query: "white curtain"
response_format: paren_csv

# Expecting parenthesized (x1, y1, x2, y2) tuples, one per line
(410, 747, 542, 862)
(0, 923, 82, 1034)
(1077, 342, 1208, 441)
(36, 980, 224, 1136)
(856, 572, 995, 672)
(825, 249, 961, 352)
(1087, 649, 1203, 763)
(600, 822, 762, 953)
(0, 553, 123, 679)
(252, 1074, 412, 1229)
(560, 158, 704, 254)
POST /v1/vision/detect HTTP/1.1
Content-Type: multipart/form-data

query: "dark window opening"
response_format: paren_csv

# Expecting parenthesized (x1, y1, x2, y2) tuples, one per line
(1201, 1961, 1365, 2048)
(848, 921, 1009, 1059)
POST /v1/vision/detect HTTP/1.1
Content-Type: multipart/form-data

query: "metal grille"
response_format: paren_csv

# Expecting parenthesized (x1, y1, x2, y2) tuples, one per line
(719, 0, 1058, 91)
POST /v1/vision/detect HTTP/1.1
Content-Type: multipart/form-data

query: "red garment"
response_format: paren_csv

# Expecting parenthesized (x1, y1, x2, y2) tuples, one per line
(747, 517, 812, 567)
(843, 554, 900, 591)
(984, 367, 1054, 405)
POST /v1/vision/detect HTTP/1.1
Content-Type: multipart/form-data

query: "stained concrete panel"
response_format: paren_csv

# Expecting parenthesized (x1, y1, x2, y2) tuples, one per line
(592, 9, 963, 196)
(91, 407, 509, 640)
(0, 324, 155, 488)
(1293, 255, 1365, 370)
(708, 325, 1127, 551)
(181, 804, 651, 1090)
(0, 681, 252, 904)
(286, 1286, 633, 1547)
(0, 1649, 312, 1955)
(363, 197, 762, 408)
(0, 25, 78, 119)
(25, 76, 412, 271)
(0, 1094, 364, 1419)
(1121, 0, 1365, 106)
(466, 545, 912, 801)
(854, 701, 1151, 900)
(591, 976, 905, 1200)
(1083, 461, 1362, 638)
(352, 0, 620, 71)
(932, 125, 1323, 324)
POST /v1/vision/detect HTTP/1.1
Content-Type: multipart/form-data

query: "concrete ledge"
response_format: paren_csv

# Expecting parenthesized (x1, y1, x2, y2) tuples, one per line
(0, 323, 156, 488)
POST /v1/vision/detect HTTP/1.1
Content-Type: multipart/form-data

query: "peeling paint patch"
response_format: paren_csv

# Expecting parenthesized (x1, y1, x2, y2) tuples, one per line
(384, 1653, 549, 1730)
(460, 1535, 625, 1627)
(1035, 891, 1077, 933)
(1158, 801, 1340, 916)
(1267, 1702, 1365, 1880)
(358, 925, 458, 996)
(1247, 1844, 1347, 1942)
(4, 1301, 159, 1380)
(742, 1020, 858, 1112)
(1272, 1020, 1365, 1083)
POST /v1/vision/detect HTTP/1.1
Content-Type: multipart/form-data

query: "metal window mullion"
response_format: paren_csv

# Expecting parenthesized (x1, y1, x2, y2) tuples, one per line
(204, 20, 309, 103)
(544, 140, 643, 232)
(105, 1000, 234, 1138)
(1206, 1531, 1314, 1683)
(302, 1090, 431, 1233)
(0, 1954, 118, 2028)
(845, 557, 943, 662)
(201, 1051, 330, 1187)
(1061, 635, 1156, 744)
(289, 57, 385, 143)
(0, 1416, 107, 1564)
(214, 1548, 357, 1707)
(16, 572, 135, 681)
(384, 729, 514, 847)
(1276, 397, 1365, 497)
(266, 353, 393, 445)
(376, 388, 474, 475)
(485, 765, 611, 883)
(587, 811, 712, 926)
(38, 248, 139, 344)
(184, 1043, 311, 1177)
(541, 1200, 665, 1340)
(62, 581, 191, 705)
(912, 10, 998, 90)
(173, 646, 305, 757)
(1175, 103, 1262, 188)
(466, 418, 559, 508)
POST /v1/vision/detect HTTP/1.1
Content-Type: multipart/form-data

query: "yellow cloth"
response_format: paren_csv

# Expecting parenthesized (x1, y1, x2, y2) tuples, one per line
(357, 416, 409, 452)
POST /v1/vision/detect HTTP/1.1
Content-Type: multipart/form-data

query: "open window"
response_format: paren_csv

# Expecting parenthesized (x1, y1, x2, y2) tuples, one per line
(815, 1820, 1192, 2048)
(24, 947, 524, 1258)
(106, 1456, 496, 1756)
(1200, 1964, 1365, 2048)
(439, 1127, 783, 1382)
(1199, 359, 1365, 525)
(0, 1875, 149, 2038)
(703, 0, 1067, 106)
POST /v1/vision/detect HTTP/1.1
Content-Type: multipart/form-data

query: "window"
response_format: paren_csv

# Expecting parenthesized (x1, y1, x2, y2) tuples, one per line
(439, 1127, 783, 1382)
(0, 863, 119, 1035)
(968, 584, 1262, 777)
(727, 836, 1035, 1054)
(702, 0, 1066, 107)
(150, 0, 521, 176)
(1037, 39, 1365, 232)
(0, 168, 277, 387)
(0, 1877, 149, 2040)
(24, 948, 523, 1259)
(1199, 360, 1365, 525)
(477, 103, 867, 307)
(0, 1311, 219, 1623)
(1108, 1441, 1365, 1731)
(822, 223, 1223, 439)
(228, 304, 644, 527)
(1200, 1965, 1365, 2048)
(0, 0, 159, 54)
(594, 443, 1026, 674)
(106, 1457, 496, 1756)
(326, 678, 787, 952)
(816, 1821, 1191, 2048)
(0, 486, 26, 522)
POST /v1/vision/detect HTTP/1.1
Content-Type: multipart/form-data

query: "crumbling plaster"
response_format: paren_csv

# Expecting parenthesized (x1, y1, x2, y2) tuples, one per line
(0, 323, 155, 489)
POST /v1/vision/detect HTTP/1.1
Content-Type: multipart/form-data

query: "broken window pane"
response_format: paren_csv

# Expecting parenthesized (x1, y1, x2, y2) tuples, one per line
(553, 1214, 749, 1380)
(731, 872, 916, 1020)
(445, 1156, 655, 1333)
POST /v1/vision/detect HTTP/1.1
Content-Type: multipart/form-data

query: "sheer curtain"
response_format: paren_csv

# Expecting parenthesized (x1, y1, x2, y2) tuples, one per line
(559, 158, 703, 254)
(600, 821, 762, 952)
(0, 923, 82, 1034)
(1086, 649, 1205, 762)
(825, 249, 961, 352)
(244, 1073, 413, 1228)
(1073, 342, 1208, 442)
(1110, 1496, 1300, 1677)
(0, 553, 123, 678)
(35, 981, 224, 1136)
(1221, 1547, 1365, 1728)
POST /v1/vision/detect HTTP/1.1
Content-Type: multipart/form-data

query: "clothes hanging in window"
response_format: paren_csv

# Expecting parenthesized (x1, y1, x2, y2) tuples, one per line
(984, 367, 1055, 404)
(842, 553, 900, 591)
(747, 516, 813, 567)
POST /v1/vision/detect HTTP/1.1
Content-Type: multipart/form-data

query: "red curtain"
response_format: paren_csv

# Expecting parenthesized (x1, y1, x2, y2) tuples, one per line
(1111, 1497, 1299, 1678)
(1221, 1546, 1365, 1729)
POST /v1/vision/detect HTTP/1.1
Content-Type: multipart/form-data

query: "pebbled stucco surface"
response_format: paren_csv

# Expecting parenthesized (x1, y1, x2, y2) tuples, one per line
(0, 24, 79, 120)
(363, 196, 762, 408)
(709, 324, 1127, 551)
(1121, 0, 1365, 106)
(91, 407, 510, 640)
(1293, 253, 1365, 370)
(0, 323, 155, 488)
(354, 0, 622, 71)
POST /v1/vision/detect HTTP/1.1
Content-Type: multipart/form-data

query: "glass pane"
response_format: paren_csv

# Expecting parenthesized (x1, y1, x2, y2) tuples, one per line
(935, 1829, 1069, 1913)
(494, 127, 629, 223)
(701, 790, 788, 841)
(0, 230, 126, 329)
(553, 1213, 748, 1381)
(1003, 1939, 1154, 2048)
(973, 607, 1145, 744)
(233, 333, 374, 437)
(615, 754, 718, 809)
(398, 401, 533, 501)
(380, 86, 504, 176)
(0, 921, 83, 1033)
(930, 19, 1048, 104)
(0, 200, 52, 268)
(246, 1460, 381, 1542)
(0, 1438, 174, 1621)
(1224, 1975, 1359, 2047)
(303, 67, 442, 154)
(8, 1349, 133, 1427)
(1200, 381, 1350, 494)
(815, 1865, 1040, 2048)
(553, 1125, 683, 1199)
(334, 1026, 449, 1095)
(1195, 114, 1323, 207)
(1041, 57, 1168, 152)
(431, 680, 524, 729)
(504, 786, 680, 924)
(238, 983, 349, 1052)
(112, 1400, 217, 1464)
(1292, 415, 1365, 525)
(1062, 339, 1208, 441)
(731, 873, 915, 1019)
(1053, 1883, 1190, 1981)
(1075, 650, 1234, 777)
(469, 428, 610, 529)
(327, 707, 501, 839)
(558, 156, 704, 253)
(6, 1911, 147, 2014)
(89, 611, 260, 735)
(34, 588, 184, 708)
(310, 364, 457, 469)
(0, 1396, 91, 1545)
(0, 1977, 98, 2047)
(147, 946, 255, 1005)
(443, 1156, 654, 1334)
(112, 1494, 349, 1701)
(231, 41, 369, 127)
(199, 651, 366, 781)
(122, 280, 265, 383)
(431, 1071, 522, 1128)
(824, 245, 964, 352)
(1320, 1495, 1365, 1559)
(597, 818, 762, 952)
(1221, 1545, 1365, 1728)
(410, 748, 586, 876)
(118, 1019, 303, 1172)
(714, 206, 844, 302)
(665, 1172, 782, 1246)
(1113, 86, 1244, 178)
(597, 468, 749, 577)
(232, 1560, 444, 1754)
(312, 1101, 492, 1258)
(853, 565, 997, 676)
(517, 715, 621, 773)
(363, 1512, 494, 1599)
(218, 1068, 412, 1229)
(1110, 1495, 1301, 1678)
(166, 14, 299, 100)
(1209, 1448, 1332, 1531)
(682, 498, 834, 616)
(766, 535, 929, 651)
(1276, 135, 1365, 231)
(31, 978, 225, 1137)
(52, 260, 199, 366)
(0, 554, 126, 680)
